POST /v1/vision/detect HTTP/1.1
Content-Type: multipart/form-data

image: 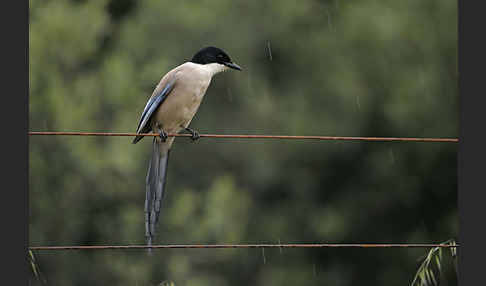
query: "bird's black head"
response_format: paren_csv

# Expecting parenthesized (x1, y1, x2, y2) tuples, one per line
(191, 46, 242, 71)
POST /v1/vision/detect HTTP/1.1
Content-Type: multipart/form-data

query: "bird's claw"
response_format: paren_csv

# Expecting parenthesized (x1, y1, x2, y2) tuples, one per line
(185, 127, 200, 142)
(158, 130, 168, 142)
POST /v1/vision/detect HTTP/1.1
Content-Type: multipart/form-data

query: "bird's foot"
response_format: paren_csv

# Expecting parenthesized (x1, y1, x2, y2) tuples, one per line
(182, 126, 200, 142)
(158, 130, 168, 142)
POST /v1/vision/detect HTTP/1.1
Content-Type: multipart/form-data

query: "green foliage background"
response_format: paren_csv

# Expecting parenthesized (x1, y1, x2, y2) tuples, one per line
(29, 0, 457, 285)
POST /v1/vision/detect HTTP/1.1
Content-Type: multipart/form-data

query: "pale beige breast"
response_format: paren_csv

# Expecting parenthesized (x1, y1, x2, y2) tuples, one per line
(151, 63, 212, 134)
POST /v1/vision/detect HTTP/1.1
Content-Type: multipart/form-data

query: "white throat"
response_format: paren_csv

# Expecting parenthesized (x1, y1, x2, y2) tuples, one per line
(202, 63, 228, 77)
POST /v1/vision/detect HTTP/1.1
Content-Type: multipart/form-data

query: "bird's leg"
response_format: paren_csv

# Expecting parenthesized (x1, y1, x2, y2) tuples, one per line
(180, 125, 200, 142)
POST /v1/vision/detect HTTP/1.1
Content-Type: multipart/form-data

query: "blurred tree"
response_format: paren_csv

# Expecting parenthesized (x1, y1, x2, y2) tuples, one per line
(29, 0, 457, 285)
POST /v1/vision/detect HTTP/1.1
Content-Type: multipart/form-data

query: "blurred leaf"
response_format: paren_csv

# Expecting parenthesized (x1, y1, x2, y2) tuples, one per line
(411, 239, 457, 286)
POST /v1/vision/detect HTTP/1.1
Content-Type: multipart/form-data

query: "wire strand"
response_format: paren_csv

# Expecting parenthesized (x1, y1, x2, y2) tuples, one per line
(28, 132, 458, 252)
(28, 132, 458, 143)
(29, 243, 459, 251)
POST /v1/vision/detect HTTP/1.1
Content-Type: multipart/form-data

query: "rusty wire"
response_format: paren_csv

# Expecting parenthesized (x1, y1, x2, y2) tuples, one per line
(28, 131, 458, 143)
(28, 133, 458, 252)
(29, 243, 458, 251)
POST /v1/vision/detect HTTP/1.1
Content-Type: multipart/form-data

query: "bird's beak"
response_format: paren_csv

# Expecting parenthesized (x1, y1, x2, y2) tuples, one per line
(224, 62, 242, 71)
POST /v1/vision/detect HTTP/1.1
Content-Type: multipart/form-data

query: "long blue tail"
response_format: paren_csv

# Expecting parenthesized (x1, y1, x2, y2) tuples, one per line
(145, 138, 170, 254)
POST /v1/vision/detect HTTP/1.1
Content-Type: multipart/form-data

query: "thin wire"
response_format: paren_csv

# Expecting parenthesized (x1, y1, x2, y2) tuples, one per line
(29, 243, 459, 251)
(28, 133, 458, 252)
(28, 132, 458, 143)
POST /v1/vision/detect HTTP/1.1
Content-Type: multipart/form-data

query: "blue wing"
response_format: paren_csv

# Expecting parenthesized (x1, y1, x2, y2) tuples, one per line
(132, 81, 175, 144)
